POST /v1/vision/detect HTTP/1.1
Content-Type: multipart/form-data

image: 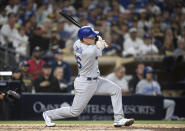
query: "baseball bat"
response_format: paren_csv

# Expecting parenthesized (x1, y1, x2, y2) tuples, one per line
(59, 10, 110, 48)
(59, 10, 82, 28)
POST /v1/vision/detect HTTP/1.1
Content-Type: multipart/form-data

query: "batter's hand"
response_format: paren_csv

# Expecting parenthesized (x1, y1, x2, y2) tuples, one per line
(96, 40, 105, 50)
(97, 36, 110, 48)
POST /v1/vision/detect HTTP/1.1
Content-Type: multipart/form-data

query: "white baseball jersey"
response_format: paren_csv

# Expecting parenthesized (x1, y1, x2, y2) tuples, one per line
(73, 40, 101, 77)
(139, 43, 158, 55)
(136, 80, 175, 120)
(45, 39, 125, 122)
(136, 79, 162, 95)
(122, 37, 144, 56)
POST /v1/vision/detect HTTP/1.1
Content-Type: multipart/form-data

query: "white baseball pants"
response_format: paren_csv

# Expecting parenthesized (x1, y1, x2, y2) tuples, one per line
(164, 99, 175, 120)
(46, 76, 124, 121)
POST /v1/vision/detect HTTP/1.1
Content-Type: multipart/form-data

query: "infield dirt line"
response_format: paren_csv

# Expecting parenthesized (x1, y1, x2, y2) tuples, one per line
(0, 124, 185, 131)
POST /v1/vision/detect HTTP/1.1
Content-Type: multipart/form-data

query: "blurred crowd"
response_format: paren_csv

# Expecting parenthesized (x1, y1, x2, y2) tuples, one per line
(0, 0, 185, 94)
(0, 0, 185, 57)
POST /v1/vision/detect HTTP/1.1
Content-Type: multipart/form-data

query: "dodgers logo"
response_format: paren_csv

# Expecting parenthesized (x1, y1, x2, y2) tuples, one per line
(75, 46, 82, 54)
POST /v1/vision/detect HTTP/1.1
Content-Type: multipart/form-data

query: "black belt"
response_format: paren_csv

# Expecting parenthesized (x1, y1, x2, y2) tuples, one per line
(78, 75, 98, 81)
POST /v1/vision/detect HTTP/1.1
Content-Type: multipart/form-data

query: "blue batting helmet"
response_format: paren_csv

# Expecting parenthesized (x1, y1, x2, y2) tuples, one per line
(143, 66, 153, 78)
(78, 26, 99, 40)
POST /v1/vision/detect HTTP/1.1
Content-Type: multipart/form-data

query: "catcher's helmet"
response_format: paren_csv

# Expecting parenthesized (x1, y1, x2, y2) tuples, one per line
(78, 26, 99, 40)
(143, 66, 153, 78)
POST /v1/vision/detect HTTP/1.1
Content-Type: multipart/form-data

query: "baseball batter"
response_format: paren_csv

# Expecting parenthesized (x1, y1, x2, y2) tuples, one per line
(43, 26, 134, 127)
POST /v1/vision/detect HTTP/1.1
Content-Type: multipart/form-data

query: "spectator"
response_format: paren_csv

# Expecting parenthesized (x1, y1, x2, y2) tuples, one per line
(13, 27, 29, 57)
(136, 66, 176, 120)
(27, 46, 45, 80)
(160, 11, 171, 32)
(0, 7, 8, 26)
(148, 0, 161, 16)
(53, 67, 68, 92)
(152, 20, 164, 47)
(122, 28, 144, 57)
(64, 20, 79, 38)
(103, 29, 123, 56)
(132, 17, 144, 39)
(173, 38, 185, 57)
(49, 27, 65, 53)
(0, 13, 17, 47)
(64, 37, 74, 56)
(11, 67, 26, 92)
(29, 25, 50, 54)
(40, 0, 53, 23)
(79, 17, 93, 27)
(110, 30, 124, 56)
(160, 37, 175, 56)
(129, 63, 145, 94)
(24, 0, 36, 21)
(139, 33, 159, 56)
(5, 0, 19, 15)
(137, 9, 152, 31)
(19, 61, 33, 92)
(51, 48, 72, 83)
(24, 20, 33, 37)
(41, 19, 52, 38)
(106, 65, 129, 94)
(6, 67, 23, 120)
(57, 21, 71, 40)
(120, 22, 129, 40)
(34, 62, 60, 93)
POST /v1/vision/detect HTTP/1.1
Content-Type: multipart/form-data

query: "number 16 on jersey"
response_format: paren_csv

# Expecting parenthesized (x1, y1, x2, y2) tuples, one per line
(75, 55, 82, 69)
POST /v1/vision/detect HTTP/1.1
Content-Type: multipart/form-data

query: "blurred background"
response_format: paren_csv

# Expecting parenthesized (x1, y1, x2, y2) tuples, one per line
(0, 0, 185, 121)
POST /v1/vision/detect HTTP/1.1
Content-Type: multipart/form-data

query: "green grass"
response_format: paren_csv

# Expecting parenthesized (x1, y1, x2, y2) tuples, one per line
(0, 120, 184, 124)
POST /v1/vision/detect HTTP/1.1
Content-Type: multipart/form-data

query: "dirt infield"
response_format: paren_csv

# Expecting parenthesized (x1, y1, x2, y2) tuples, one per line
(0, 124, 185, 131)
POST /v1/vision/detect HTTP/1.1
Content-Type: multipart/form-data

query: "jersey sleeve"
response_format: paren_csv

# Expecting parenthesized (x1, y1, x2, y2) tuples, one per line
(96, 46, 102, 56)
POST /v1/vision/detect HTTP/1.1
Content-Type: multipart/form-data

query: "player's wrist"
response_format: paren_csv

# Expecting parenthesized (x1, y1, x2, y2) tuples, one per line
(96, 40, 105, 50)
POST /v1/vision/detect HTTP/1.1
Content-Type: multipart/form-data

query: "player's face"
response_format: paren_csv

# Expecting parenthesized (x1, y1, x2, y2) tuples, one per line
(82, 37, 96, 45)
(146, 72, 153, 81)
